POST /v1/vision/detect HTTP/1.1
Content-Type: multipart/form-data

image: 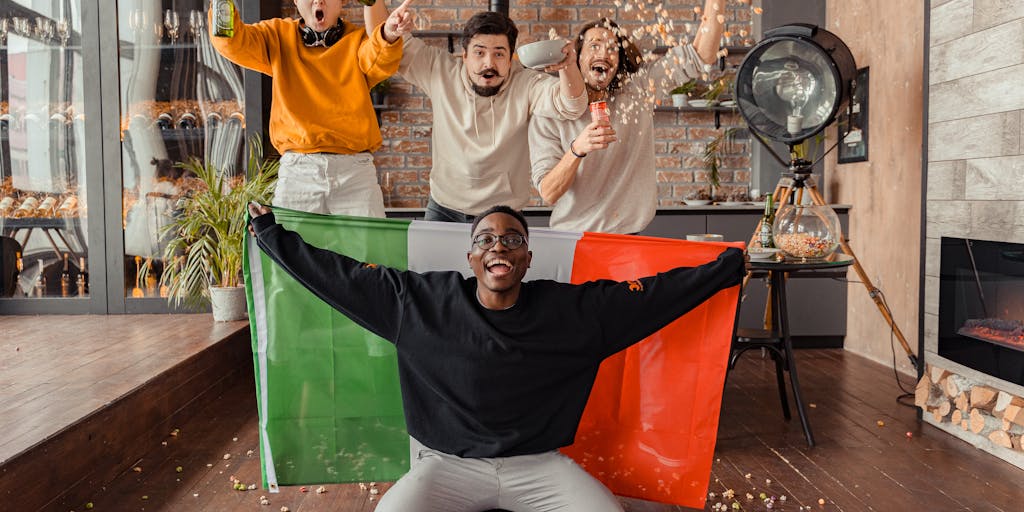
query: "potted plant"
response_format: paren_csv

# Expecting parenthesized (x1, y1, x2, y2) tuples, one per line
(701, 76, 730, 105)
(669, 79, 697, 107)
(149, 135, 278, 321)
(370, 78, 391, 107)
(701, 127, 738, 201)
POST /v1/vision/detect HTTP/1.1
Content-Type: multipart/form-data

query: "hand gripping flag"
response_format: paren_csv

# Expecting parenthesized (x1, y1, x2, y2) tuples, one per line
(244, 208, 742, 508)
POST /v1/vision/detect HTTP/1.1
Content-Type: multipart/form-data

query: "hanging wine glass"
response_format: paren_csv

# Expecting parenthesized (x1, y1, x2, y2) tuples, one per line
(164, 10, 180, 42)
(188, 10, 204, 40)
(0, 18, 9, 46)
(36, 17, 54, 42)
(11, 17, 29, 38)
(56, 18, 70, 47)
(128, 9, 144, 35)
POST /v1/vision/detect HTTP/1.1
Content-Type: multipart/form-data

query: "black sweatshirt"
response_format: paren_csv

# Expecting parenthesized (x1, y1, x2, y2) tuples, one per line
(251, 213, 745, 458)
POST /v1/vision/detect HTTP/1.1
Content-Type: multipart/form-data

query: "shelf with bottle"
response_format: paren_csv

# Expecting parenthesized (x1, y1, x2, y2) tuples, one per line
(0, 102, 87, 134)
(0, 193, 84, 222)
(11, 252, 90, 299)
(120, 100, 245, 140)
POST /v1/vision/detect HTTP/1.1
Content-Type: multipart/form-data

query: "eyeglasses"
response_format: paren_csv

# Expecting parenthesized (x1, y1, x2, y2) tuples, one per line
(472, 233, 527, 250)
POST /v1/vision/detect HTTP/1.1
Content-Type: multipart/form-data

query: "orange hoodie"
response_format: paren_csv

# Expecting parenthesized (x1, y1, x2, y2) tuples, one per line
(211, 12, 401, 155)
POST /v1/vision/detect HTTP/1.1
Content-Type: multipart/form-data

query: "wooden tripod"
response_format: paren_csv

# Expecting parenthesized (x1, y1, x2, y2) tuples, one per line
(746, 171, 920, 372)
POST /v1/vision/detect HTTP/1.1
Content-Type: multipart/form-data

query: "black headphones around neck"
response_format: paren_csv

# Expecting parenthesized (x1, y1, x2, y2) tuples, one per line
(299, 18, 345, 48)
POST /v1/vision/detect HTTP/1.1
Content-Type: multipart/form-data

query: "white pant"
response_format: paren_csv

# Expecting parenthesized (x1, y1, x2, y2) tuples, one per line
(272, 151, 385, 217)
(374, 437, 624, 512)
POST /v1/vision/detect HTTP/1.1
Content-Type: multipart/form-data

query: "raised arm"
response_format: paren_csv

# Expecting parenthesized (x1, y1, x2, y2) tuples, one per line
(247, 204, 405, 343)
(544, 40, 586, 104)
(364, 0, 415, 43)
(208, 4, 275, 75)
(691, 0, 727, 66)
(593, 247, 745, 357)
(364, 0, 388, 37)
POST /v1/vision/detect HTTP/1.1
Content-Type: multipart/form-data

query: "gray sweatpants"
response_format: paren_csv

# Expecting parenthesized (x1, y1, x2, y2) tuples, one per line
(374, 437, 624, 512)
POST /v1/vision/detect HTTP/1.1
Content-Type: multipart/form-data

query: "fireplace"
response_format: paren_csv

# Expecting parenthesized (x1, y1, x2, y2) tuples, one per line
(938, 237, 1024, 386)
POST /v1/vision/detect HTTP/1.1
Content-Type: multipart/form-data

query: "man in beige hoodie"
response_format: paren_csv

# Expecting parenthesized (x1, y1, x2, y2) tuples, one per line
(529, 1, 726, 234)
(370, 7, 588, 222)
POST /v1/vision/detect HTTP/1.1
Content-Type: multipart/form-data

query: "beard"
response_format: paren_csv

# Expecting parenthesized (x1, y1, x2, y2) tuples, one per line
(585, 80, 610, 94)
(472, 84, 502, 97)
(471, 68, 505, 97)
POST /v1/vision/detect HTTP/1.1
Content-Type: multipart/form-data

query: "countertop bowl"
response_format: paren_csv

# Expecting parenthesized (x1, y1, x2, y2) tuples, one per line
(748, 247, 782, 261)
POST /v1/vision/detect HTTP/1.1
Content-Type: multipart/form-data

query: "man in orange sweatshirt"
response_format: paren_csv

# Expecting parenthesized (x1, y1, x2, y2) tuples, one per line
(212, 0, 414, 218)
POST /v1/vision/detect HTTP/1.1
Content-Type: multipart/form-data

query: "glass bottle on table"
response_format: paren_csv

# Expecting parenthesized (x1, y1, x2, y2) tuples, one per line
(758, 194, 775, 249)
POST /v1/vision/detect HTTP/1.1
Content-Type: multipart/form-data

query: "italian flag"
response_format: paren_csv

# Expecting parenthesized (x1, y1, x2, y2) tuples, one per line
(244, 207, 742, 509)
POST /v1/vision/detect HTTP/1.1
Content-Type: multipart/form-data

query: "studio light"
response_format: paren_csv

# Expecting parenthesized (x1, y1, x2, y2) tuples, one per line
(733, 24, 920, 373)
(735, 23, 856, 147)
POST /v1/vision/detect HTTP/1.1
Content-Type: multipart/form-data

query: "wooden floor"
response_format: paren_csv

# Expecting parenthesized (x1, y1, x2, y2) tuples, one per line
(4, 315, 1023, 511)
(84, 349, 1024, 511)
(0, 315, 251, 511)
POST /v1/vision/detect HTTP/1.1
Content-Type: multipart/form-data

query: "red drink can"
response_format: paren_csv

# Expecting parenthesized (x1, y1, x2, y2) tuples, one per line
(589, 100, 609, 123)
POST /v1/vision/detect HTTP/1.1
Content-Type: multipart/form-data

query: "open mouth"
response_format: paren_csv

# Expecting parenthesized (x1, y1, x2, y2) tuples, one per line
(485, 258, 513, 277)
(590, 62, 611, 79)
(480, 70, 498, 80)
(315, 9, 325, 23)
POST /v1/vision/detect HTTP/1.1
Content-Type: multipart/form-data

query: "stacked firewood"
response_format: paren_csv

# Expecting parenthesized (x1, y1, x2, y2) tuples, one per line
(916, 364, 1024, 452)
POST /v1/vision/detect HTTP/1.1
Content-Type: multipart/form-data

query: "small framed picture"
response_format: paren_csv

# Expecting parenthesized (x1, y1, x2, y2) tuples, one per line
(838, 67, 869, 164)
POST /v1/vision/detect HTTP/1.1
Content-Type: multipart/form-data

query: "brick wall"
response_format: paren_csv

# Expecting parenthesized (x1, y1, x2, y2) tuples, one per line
(286, 1, 755, 208)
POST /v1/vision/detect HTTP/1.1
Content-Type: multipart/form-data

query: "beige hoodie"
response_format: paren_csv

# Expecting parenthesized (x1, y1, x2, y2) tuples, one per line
(399, 36, 588, 216)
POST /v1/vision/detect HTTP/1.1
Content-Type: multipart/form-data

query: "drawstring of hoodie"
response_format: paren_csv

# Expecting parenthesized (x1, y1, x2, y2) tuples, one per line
(465, 66, 503, 148)
(470, 86, 480, 141)
(488, 96, 495, 149)
(467, 86, 498, 149)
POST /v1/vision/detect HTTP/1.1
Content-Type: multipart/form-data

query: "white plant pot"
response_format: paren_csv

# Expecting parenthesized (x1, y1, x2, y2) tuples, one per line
(209, 285, 248, 322)
(671, 94, 689, 107)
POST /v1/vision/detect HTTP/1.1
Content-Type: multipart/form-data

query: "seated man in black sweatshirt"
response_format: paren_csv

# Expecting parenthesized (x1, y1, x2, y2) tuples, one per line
(247, 202, 744, 512)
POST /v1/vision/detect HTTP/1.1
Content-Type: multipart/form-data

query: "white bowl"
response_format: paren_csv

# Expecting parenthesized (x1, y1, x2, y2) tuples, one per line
(686, 234, 724, 242)
(748, 247, 782, 260)
(517, 40, 566, 69)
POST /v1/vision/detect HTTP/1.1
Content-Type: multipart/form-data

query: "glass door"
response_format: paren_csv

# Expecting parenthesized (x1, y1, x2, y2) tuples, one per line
(0, 0, 95, 307)
(114, 0, 245, 309)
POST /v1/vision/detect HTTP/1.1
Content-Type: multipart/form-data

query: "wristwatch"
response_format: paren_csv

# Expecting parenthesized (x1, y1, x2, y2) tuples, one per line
(358, 0, 377, 6)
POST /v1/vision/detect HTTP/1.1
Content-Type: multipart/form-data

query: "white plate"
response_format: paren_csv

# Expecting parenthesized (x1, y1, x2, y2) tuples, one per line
(683, 199, 712, 205)
(720, 100, 737, 107)
(688, 99, 713, 107)
(717, 201, 748, 206)
(748, 248, 781, 260)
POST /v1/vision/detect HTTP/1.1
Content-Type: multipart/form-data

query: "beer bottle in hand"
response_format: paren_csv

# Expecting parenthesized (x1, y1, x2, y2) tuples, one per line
(213, 0, 235, 38)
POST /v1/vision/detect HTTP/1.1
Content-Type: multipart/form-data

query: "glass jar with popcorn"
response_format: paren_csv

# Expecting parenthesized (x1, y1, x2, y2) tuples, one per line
(771, 203, 841, 261)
